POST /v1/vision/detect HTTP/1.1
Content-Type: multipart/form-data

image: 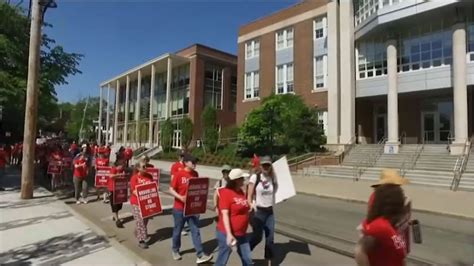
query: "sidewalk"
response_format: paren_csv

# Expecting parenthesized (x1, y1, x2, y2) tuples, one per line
(0, 167, 147, 265)
(151, 159, 474, 219)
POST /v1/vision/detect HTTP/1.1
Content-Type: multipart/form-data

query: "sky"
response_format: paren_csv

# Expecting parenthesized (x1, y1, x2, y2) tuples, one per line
(17, 0, 300, 103)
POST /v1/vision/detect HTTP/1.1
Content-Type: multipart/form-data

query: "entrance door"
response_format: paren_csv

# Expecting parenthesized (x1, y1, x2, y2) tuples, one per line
(422, 112, 437, 143)
(375, 114, 387, 143)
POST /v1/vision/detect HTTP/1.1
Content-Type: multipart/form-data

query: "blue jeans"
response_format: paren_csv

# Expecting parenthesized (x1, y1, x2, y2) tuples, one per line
(249, 208, 275, 259)
(215, 230, 252, 266)
(172, 208, 204, 257)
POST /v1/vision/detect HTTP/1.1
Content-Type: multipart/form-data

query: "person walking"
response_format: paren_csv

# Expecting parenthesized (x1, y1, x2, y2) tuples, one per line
(73, 152, 89, 204)
(246, 155, 277, 261)
(108, 158, 126, 228)
(168, 154, 213, 264)
(170, 152, 189, 236)
(355, 183, 408, 266)
(215, 168, 253, 266)
(130, 161, 154, 249)
(0, 144, 9, 180)
(213, 164, 232, 211)
(95, 152, 111, 203)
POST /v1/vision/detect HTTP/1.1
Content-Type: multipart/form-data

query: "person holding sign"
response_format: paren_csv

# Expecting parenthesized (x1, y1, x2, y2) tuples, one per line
(213, 164, 232, 211)
(108, 159, 127, 228)
(247, 155, 278, 261)
(130, 161, 154, 249)
(96, 152, 110, 203)
(168, 154, 213, 264)
(215, 168, 252, 266)
(73, 153, 89, 204)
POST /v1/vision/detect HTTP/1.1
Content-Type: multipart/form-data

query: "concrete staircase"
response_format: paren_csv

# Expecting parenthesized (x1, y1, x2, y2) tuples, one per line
(458, 148, 474, 190)
(413, 144, 458, 172)
(374, 144, 420, 169)
(341, 144, 382, 167)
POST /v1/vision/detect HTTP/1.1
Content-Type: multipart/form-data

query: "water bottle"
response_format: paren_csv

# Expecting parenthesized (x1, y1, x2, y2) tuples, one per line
(411, 219, 422, 244)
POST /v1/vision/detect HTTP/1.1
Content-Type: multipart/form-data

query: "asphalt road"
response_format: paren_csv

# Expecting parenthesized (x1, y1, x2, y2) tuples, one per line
(58, 173, 474, 265)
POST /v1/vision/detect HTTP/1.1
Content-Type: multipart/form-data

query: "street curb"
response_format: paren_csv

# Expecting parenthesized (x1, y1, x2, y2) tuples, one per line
(57, 195, 152, 266)
(297, 191, 474, 221)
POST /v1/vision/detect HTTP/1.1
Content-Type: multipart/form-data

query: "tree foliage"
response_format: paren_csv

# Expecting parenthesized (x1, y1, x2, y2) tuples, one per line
(161, 118, 174, 152)
(0, 3, 82, 142)
(180, 117, 193, 151)
(201, 105, 218, 153)
(238, 94, 325, 157)
(64, 97, 101, 141)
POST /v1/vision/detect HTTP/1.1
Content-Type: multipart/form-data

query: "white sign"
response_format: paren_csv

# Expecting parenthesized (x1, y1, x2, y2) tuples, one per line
(273, 156, 296, 204)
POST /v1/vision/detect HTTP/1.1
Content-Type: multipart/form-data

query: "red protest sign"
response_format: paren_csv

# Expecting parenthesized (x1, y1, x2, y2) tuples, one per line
(112, 176, 128, 204)
(47, 162, 62, 175)
(184, 178, 209, 216)
(137, 182, 162, 219)
(146, 168, 160, 183)
(95, 166, 111, 187)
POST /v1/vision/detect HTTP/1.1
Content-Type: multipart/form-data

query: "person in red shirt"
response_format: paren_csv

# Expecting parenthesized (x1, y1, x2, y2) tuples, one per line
(0, 144, 9, 179)
(130, 161, 154, 249)
(73, 153, 89, 204)
(108, 159, 127, 228)
(355, 184, 407, 266)
(215, 168, 252, 266)
(124, 147, 133, 167)
(49, 147, 64, 191)
(104, 144, 112, 159)
(70, 141, 78, 155)
(170, 153, 185, 179)
(95, 152, 111, 203)
(168, 154, 213, 263)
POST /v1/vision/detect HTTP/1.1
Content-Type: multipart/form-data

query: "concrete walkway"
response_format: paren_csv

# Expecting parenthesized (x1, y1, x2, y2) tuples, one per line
(0, 167, 147, 265)
(151, 159, 474, 219)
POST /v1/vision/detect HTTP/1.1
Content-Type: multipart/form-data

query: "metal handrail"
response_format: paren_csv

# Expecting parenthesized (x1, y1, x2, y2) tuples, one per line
(450, 137, 472, 191)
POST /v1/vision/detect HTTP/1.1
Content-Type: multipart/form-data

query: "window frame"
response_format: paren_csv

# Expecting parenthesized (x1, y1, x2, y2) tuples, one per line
(244, 71, 260, 100)
(245, 39, 260, 59)
(276, 28, 294, 51)
(313, 16, 327, 40)
(275, 63, 294, 94)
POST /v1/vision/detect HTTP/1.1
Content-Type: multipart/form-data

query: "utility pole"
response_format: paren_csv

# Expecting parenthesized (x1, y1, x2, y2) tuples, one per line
(20, 0, 43, 199)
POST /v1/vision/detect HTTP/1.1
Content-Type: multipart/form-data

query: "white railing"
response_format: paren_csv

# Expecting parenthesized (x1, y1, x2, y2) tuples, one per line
(451, 136, 472, 191)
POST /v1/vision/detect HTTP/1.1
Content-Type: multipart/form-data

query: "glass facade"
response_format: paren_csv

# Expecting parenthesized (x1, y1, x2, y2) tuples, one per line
(355, 0, 410, 26)
(357, 38, 387, 79)
(170, 64, 190, 116)
(230, 75, 237, 112)
(204, 64, 223, 109)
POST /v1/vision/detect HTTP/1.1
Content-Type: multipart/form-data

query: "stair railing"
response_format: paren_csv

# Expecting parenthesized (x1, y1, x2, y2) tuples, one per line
(450, 136, 472, 191)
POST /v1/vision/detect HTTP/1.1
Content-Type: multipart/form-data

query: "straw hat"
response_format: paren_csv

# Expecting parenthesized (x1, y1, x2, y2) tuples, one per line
(371, 169, 409, 187)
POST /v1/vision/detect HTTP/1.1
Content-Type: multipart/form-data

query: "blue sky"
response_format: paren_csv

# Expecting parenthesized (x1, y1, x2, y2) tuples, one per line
(25, 0, 300, 103)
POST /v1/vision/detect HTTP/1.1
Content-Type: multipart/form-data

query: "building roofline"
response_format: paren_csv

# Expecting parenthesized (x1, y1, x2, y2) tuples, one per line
(174, 43, 237, 58)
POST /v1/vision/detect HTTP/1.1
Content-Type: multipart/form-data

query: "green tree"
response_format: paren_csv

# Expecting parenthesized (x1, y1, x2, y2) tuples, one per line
(180, 117, 193, 151)
(238, 94, 324, 157)
(202, 105, 218, 153)
(161, 118, 174, 152)
(0, 3, 82, 142)
(64, 97, 101, 141)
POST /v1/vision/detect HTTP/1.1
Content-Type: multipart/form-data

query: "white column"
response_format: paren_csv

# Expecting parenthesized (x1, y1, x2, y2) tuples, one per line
(339, 0, 356, 146)
(165, 57, 172, 119)
(451, 22, 468, 155)
(326, 0, 340, 147)
(114, 80, 120, 144)
(124, 75, 130, 145)
(149, 64, 155, 146)
(106, 83, 111, 144)
(384, 39, 399, 154)
(136, 70, 142, 145)
(98, 86, 103, 145)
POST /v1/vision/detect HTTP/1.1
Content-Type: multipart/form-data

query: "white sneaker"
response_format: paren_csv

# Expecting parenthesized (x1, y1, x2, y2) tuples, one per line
(76, 201, 81, 205)
(172, 251, 182, 261)
(181, 230, 188, 236)
(196, 254, 213, 264)
(81, 198, 88, 204)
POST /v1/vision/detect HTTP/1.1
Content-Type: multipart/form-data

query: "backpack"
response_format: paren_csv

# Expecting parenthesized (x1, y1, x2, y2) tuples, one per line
(252, 173, 276, 200)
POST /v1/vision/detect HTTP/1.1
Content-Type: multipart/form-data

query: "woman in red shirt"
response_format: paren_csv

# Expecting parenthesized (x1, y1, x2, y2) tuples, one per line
(73, 153, 89, 204)
(355, 184, 407, 266)
(108, 159, 126, 228)
(215, 168, 252, 266)
(49, 147, 64, 191)
(130, 161, 154, 249)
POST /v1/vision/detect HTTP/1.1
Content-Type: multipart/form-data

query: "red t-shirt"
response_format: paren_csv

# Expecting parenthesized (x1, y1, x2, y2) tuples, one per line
(70, 143, 78, 151)
(362, 217, 407, 266)
(217, 188, 250, 237)
(170, 161, 184, 177)
(73, 158, 87, 179)
(124, 148, 133, 160)
(170, 168, 198, 210)
(368, 192, 375, 211)
(0, 150, 7, 168)
(96, 158, 110, 167)
(130, 172, 154, 205)
(104, 147, 111, 157)
(252, 155, 260, 168)
(108, 166, 125, 192)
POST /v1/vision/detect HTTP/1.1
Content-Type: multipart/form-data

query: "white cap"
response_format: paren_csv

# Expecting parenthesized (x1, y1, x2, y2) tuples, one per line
(81, 144, 87, 148)
(228, 168, 250, 181)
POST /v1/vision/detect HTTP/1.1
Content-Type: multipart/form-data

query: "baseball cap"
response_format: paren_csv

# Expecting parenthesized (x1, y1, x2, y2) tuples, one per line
(228, 168, 250, 180)
(221, 164, 232, 172)
(260, 156, 272, 165)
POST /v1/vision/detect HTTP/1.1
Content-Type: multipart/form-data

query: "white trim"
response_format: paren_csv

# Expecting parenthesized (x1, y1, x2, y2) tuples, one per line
(275, 63, 294, 94)
(313, 55, 327, 90)
(244, 71, 259, 100)
(313, 16, 327, 40)
(245, 40, 260, 59)
(242, 97, 261, 103)
(238, 5, 327, 43)
(276, 28, 294, 51)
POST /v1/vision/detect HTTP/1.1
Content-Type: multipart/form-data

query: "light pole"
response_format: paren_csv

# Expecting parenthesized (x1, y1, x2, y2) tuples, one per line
(20, 0, 57, 199)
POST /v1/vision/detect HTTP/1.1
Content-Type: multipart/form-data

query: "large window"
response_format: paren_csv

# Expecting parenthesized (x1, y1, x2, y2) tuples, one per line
(313, 16, 327, 40)
(140, 77, 150, 119)
(276, 63, 294, 94)
(355, 0, 404, 26)
(204, 64, 223, 109)
(357, 39, 387, 79)
(469, 23, 474, 62)
(153, 72, 167, 119)
(314, 55, 327, 89)
(230, 76, 237, 112)
(245, 40, 260, 59)
(244, 71, 259, 99)
(276, 28, 294, 50)
(171, 64, 190, 116)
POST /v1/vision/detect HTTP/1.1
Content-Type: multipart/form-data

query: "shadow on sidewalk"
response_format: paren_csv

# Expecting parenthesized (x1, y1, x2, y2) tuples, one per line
(253, 240, 311, 266)
(0, 211, 72, 231)
(0, 230, 109, 265)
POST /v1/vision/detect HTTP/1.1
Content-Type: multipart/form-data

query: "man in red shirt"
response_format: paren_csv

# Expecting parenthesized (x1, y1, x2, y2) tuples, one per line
(95, 152, 111, 203)
(108, 159, 126, 228)
(170, 152, 185, 179)
(0, 144, 9, 179)
(124, 147, 133, 167)
(168, 154, 212, 264)
(73, 153, 89, 204)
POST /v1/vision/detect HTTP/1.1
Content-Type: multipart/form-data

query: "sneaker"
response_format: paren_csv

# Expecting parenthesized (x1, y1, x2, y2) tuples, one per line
(138, 241, 149, 249)
(196, 254, 213, 264)
(172, 251, 182, 261)
(181, 230, 188, 236)
(81, 198, 88, 204)
(76, 200, 81, 205)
